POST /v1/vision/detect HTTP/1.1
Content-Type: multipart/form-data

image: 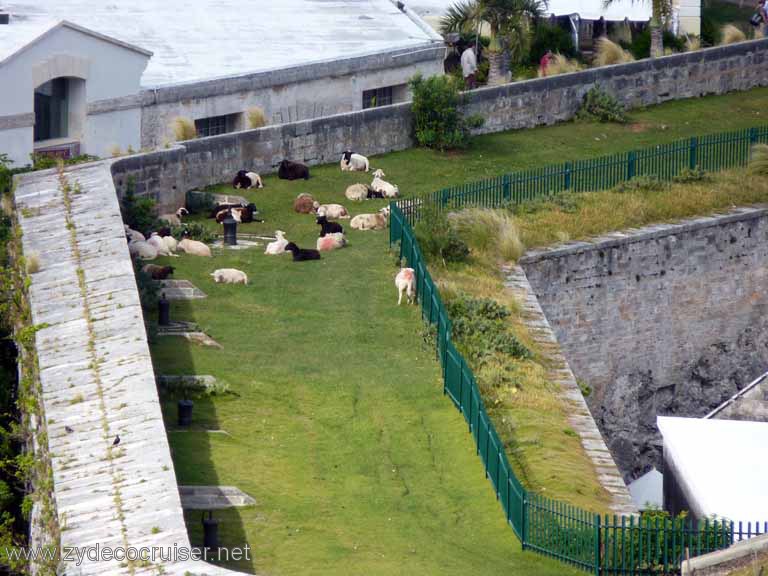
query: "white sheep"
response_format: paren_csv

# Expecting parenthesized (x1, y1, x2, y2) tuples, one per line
(371, 169, 399, 198)
(124, 225, 145, 243)
(147, 232, 177, 257)
(395, 268, 416, 305)
(162, 235, 178, 253)
(178, 238, 212, 257)
(316, 233, 347, 252)
(350, 207, 389, 231)
(128, 240, 158, 260)
(340, 151, 370, 172)
(313, 202, 350, 220)
(159, 207, 189, 226)
(211, 268, 248, 285)
(345, 183, 371, 202)
(265, 230, 289, 255)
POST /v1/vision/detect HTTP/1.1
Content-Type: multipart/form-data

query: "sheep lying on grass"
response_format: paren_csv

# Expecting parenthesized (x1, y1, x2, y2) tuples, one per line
(148, 232, 178, 257)
(211, 268, 248, 284)
(317, 233, 347, 252)
(232, 170, 264, 190)
(340, 150, 369, 172)
(294, 193, 315, 214)
(125, 225, 145, 243)
(316, 215, 343, 237)
(371, 169, 399, 198)
(313, 202, 350, 219)
(284, 242, 321, 261)
(395, 268, 416, 305)
(265, 231, 289, 255)
(345, 183, 371, 202)
(129, 240, 158, 260)
(178, 238, 212, 257)
(350, 207, 389, 231)
(278, 160, 310, 181)
(142, 264, 175, 280)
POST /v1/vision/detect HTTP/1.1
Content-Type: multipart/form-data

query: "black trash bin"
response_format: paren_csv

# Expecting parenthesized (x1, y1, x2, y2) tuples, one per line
(158, 293, 170, 326)
(223, 215, 237, 246)
(178, 399, 193, 427)
(203, 511, 219, 549)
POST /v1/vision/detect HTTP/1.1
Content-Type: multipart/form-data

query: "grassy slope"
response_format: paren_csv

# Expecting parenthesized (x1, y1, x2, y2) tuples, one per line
(150, 87, 768, 575)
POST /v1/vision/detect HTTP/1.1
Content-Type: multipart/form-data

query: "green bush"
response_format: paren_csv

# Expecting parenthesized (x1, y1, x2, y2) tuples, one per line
(409, 74, 484, 151)
(628, 29, 686, 59)
(529, 22, 577, 66)
(120, 177, 161, 234)
(29, 153, 98, 172)
(414, 206, 469, 265)
(576, 87, 628, 124)
(170, 222, 215, 244)
(701, 17, 720, 47)
(672, 167, 710, 184)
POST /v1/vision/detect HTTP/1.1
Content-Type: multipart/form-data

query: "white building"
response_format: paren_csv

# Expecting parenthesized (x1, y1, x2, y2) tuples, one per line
(0, 0, 445, 167)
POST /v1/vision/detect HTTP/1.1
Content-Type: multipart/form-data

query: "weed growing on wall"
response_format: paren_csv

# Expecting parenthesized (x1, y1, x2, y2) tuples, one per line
(576, 87, 628, 124)
(120, 177, 162, 235)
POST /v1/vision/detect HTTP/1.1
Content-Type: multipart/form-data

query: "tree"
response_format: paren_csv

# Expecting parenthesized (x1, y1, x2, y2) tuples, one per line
(441, 0, 547, 86)
(604, 0, 673, 58)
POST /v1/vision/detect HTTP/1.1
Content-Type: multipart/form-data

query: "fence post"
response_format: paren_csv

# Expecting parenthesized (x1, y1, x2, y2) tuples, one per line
(750, 126, 758, 145)
(521, 491, 528, 550)
(689, 137, 698, 171)
(627, 151, 636, 180)
(594, 514, 601, 576)
(564, 162, 573, 191)
(503, 174, 512, 202)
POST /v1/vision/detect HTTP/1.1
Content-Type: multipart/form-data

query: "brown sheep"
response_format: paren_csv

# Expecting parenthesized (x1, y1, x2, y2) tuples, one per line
(141, 264, 175, 280)
(293, 193, 315, 214)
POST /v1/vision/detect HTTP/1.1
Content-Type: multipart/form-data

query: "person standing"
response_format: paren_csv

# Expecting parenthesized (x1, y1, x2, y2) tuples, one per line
(461, 45, 478, 90)
(759, 0, 768, 36)
(539, 50, 553, 77)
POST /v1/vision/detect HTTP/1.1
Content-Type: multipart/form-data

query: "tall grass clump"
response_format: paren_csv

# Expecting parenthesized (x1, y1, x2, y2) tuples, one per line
(247, 107, 267, 129)
(414, 206, 469, 265)
(720, 24, 746, 45)
(25, 252, 40, 274)
(171, 117, 196, 141)
(684, 35, 701, 52)
(541, 53, 582, 77)
(450, 208, 524, 263)
(593, 37, 635, 67)
(749, 144, 768, 176)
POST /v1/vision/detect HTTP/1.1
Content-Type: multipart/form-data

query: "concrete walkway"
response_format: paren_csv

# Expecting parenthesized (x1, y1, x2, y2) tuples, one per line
(15, 162, 246, 576)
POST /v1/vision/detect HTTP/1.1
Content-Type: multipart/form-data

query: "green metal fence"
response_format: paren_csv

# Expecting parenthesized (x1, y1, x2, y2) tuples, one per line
(388, 124, 768, 574)
(397, 126, 768, 225)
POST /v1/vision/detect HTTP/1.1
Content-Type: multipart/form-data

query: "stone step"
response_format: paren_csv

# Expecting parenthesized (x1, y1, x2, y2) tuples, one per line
(156, 279, 207, 300)
(157, 375, 222, 394)
(179, 486, 256, 510)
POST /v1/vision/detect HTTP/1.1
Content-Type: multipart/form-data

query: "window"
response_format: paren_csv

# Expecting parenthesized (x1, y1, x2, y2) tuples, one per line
(34, 78, 69, 142)
(194, 113, 241, 138)
(362, 86, 393, 109)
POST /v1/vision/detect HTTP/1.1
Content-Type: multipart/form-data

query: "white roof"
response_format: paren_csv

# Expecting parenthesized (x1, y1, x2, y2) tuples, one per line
(658, 417, 768, 524)
(409, 0, 651, 22)
(628, 468, 664, 510)
(1, 0, 442, 87)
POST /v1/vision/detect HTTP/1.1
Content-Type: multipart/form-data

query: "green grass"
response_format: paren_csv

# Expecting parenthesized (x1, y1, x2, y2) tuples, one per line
(149, 87, 768, 575)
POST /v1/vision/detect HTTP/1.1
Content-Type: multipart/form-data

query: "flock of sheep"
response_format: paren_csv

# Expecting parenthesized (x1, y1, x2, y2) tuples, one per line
(124, 150, 416, 302)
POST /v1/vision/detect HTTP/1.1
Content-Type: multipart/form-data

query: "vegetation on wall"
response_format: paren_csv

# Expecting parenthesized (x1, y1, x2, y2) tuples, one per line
(576, 87, 628, 124)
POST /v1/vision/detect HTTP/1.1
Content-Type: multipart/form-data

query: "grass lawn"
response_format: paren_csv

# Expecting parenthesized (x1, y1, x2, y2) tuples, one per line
(149, 87, 768, 575)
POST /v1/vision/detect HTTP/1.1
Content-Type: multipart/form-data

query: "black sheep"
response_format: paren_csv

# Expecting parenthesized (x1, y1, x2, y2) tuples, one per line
(278, 159, 310, 181)
(316, 215, 343, 237)
(284, 242, 321, 261)
(366, 189, 385, 199)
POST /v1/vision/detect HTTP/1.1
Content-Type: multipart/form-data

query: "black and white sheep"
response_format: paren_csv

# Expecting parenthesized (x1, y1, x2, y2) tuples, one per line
(232, 170, 264, 190)
(340, 150, 370, 172)
(316, 215, 344, 237)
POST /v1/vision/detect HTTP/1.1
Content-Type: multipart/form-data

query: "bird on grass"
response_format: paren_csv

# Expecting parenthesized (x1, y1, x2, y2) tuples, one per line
(112, 435, 120, 446)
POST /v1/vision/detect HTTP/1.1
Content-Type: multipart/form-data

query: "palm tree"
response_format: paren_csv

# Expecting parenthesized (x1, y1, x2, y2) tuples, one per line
(604, 0, 673, 58)
(441, 0, 547, 86)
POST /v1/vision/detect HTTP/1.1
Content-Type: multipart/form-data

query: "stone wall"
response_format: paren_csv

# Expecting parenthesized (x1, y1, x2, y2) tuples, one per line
(112, 38, 768, 212)
(520, 208, 768, 482)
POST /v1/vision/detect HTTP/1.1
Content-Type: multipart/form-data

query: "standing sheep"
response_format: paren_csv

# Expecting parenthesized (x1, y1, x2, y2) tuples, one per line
(340, 150, 370, 172)
(395, 268, 416, 305)
(211, 268, 248, 284)
(159, 207, 189, 226)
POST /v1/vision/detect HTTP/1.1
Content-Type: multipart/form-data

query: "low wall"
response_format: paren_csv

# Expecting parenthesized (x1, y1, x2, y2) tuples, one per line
(520, 207, 768, 482)
(112, 38, 768, 212)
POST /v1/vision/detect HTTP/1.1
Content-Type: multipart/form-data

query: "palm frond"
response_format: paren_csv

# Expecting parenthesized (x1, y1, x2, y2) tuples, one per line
(440, 0, 482, 35)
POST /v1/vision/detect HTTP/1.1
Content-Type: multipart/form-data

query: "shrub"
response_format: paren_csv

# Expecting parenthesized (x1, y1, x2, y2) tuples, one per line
(672, 167, 710, 184)
(450, 208, 524, 262)
(529, 22, 576, 66)
(170, 222, 215, 244)
(29, 153, 98, 171)
(684, 35, 701, 52)
(120, 177, 161, 234)
(610, 20, 633, 47)
(409, 74, 483, 151)
(720, 24, 746, 45)
(701, 17, 719, 46)
(593, 38, 634, 67)
(576, 87, 628, 124)
(414, 206, 469, 265)
(629, 29, 686, 59)
(540, 53, 582, 77)
(749, 144, 768, 176)
(247, 107, 267, 129)
(25, 252, 40, 275)
(171, 117, 196, 141)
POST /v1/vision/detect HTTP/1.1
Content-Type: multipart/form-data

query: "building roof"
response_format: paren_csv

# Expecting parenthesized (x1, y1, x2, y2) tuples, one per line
(409, 0, 652, 23)
(658, 416, 768, 524)
(1, 0, 443, 87)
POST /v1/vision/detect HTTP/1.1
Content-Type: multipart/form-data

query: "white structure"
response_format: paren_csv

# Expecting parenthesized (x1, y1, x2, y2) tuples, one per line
(0, 0, 445, 159)
(0, 19, 150, 167)
(628, 468, 664, 511)
(658, 416, 768, 524)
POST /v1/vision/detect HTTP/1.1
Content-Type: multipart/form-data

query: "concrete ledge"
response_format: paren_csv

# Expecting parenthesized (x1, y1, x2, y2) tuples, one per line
(682, 533, 768, 575)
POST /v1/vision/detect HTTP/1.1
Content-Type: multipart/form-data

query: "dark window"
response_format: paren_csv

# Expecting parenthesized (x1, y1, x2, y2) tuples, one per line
(362, 86, 393, 109)
(195, 115, 230, 137)
(34, 78, 69, 142)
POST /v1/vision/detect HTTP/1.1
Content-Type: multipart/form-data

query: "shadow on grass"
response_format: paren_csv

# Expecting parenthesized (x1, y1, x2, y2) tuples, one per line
(148, 295, 255, 573)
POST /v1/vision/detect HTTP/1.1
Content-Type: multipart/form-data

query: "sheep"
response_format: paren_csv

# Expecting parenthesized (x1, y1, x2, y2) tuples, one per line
(211, 268, 248, 285)
(213, 203, 261, 224)
(124, 225, 145, 243)
(232, 170, 264, 190)
(395, 268, 416, 305)
(128, 240, 158, 260)
(178, 238, 212, 257)
(350, 208, 389, 231)
(293, 193, 316, 214)
(141, 264, 175, 280)
(317, 233, 347, 252)
(162, 235, 178, 253)
(345, 183, 371, 202)
(159, 207, 189, 226)
(265, 230, 289, 255)
(284, 242, 321, 261)
(313, 202, 350, 220)
(340, 150, 370, 172)
(367, 189, 386, 199)
(316, 215, 344, 237)
(147, 232, 177, 257)
(278, 159, 310, 181)
(370, 169, 399, 198)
